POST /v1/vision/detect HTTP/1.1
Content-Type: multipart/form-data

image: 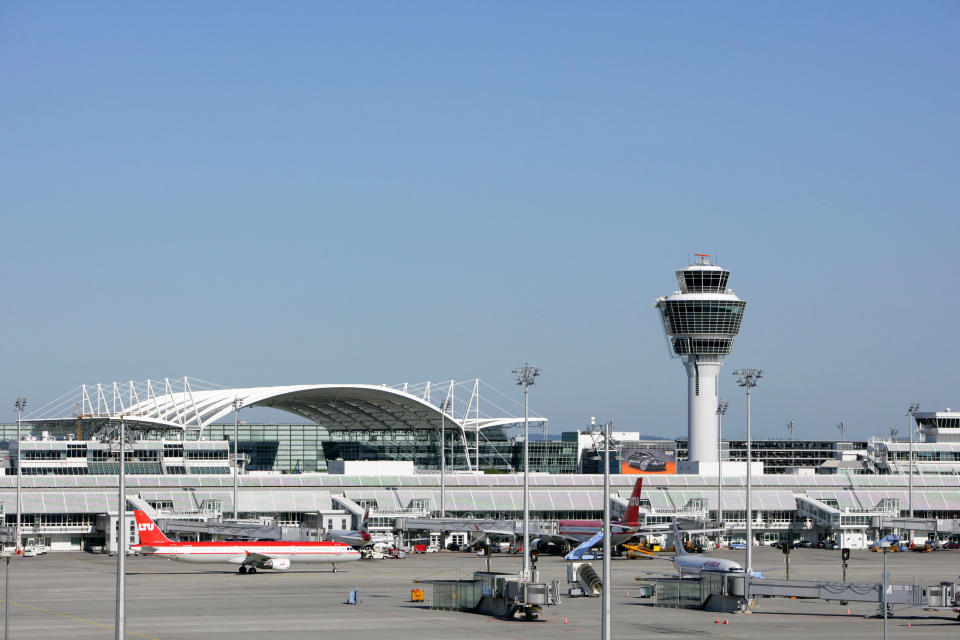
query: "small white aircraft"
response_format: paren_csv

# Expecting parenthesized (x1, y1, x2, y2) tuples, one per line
(671, 519, 745, 576)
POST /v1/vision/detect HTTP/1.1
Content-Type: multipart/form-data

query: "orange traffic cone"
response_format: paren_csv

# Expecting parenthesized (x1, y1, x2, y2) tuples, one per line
(626, 591, 630, 597)
(847, 608, 851, 615)
(715, 617, 720, 624)
(908, 623, 912, 629)
(563, 617, 568, 625)
(723, 619, 729, 624)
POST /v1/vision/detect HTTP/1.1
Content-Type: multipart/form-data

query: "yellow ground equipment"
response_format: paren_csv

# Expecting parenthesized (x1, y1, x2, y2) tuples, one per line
(623, 544, 655, 559)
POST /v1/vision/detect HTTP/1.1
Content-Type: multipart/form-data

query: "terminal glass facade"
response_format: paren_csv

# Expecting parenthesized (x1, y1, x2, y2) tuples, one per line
(204, 424, 329, 473)
(322, 426, 519, 473)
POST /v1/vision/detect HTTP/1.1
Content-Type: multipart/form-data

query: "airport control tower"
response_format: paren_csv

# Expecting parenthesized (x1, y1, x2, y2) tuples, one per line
(654, 255, 747, 466)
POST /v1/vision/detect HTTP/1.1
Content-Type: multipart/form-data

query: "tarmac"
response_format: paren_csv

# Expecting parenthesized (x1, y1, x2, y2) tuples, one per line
(5, 547, 960, 639)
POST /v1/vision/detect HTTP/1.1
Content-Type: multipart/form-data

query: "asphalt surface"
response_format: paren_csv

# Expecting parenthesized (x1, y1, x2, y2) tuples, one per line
(5, 547, 960, 639)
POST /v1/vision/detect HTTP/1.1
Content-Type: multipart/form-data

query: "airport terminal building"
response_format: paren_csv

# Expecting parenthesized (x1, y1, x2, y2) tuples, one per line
(4, 379, 960, 553)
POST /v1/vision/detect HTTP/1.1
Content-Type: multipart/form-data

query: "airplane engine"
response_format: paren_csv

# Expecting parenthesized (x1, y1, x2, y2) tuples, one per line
(533, 539, 562, 554)
(260, 558, 291, 571)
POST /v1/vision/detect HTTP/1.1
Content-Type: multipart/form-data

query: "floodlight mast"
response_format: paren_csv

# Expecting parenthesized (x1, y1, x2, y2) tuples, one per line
(115, 416, 127, 640)
(716, 400, 728, 544)
(513, 363, 541, 582)
(439, 397, 451, 542)
(13, 397, 26, 553)
(232, 398, 242, 521)
(734, 368, 762, 607)
(907, 402, 920, 545)
(602, 419, 612, 640)
(906, 403, 919, 518)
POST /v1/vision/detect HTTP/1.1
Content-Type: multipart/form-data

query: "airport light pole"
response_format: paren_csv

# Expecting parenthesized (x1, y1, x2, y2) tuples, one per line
(716, 400, 728, 547)
(602, 419, 612, 640)
(3, 549, 9, 640)
(881, 541, 890, 640)
(907, 402, 919, 547)
(734, 368, 762, 607)
(233, 397, 242, 521)
(513, 363, 540, 582)
(906, 403, 919, 519)
(115, 416, 127, 640)
(14, 397, 25, 553)
(439, 397, 450, 542)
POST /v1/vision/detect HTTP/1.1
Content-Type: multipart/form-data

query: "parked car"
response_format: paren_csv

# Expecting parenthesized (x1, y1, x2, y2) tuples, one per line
(22, 547, 36, 557)
(817, 540, 839, 550)
(945, 541, 960, 550)
(797, 540, 813, 548)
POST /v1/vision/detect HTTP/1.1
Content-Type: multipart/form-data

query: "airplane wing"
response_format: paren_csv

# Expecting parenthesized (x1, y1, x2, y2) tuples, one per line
(564, 531, 605, 560)
(526, 532, 584, 547)
(243, 551, 287, 565)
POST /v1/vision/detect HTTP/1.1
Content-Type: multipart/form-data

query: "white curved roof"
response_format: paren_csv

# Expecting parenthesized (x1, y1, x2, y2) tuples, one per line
(35, 378, 546, 436)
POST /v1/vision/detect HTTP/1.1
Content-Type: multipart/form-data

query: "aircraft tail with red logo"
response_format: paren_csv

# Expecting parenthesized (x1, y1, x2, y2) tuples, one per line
(622, 478, 643, 524)
(359, 509, 371, 543)
(133, 510, 173, 546)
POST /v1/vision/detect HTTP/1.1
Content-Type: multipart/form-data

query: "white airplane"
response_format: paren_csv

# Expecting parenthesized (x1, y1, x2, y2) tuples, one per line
(132, 510, 361, 573)
(671, 520, 745, 576)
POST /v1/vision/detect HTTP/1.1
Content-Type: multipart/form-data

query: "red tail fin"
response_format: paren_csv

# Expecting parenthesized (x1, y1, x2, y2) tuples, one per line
(359, 509, 371, 542)
(133, 510, 172, 546)
(623, 478, 643, 524)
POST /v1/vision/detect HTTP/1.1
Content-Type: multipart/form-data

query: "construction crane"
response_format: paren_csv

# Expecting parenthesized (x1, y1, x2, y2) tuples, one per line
(73, 404, 93, 440)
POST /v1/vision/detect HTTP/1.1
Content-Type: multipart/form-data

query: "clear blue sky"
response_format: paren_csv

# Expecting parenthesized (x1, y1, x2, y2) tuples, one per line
(2, 2, 957, 440)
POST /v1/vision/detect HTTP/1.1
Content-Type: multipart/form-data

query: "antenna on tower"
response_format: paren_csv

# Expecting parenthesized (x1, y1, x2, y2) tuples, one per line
(786, 420, 795, 441)
(837, 421, 846, 441)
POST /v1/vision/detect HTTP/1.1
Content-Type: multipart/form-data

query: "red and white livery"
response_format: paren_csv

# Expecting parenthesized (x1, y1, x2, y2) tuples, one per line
(554, 478, 646, 546)
(132, 510, 361, 574)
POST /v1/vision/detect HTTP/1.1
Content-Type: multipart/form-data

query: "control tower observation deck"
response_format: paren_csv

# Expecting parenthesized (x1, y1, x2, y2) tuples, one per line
(654, 255, 747, 464)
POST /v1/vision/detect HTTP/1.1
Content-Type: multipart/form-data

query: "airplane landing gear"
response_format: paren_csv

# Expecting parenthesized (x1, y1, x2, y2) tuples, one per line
(239, 566, 248, 574)
(332, 563, 339, 573)
(248, 566, 257, 574)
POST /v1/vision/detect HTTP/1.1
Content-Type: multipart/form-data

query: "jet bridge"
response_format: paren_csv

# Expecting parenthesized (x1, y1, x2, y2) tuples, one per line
(158, 519, 284, 540)
(332, 495, 366, 521)
(648, 572, 960, 615)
